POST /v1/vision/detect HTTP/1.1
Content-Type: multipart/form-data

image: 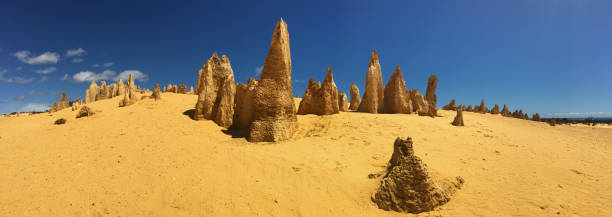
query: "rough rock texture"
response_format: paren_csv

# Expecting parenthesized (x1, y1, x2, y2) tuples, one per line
(54, 118, 66, 125)
(119, 74, 138, 107)
(96, 81, 111, 100)
(452, 107, 464, 126)
(349, 83, 361, 110)
(49, 92, 70, 112)
(338, 91, 349, 112)
(523, 113, 529, 120)
(117, 78, 125, 96)
(193, 53, 236, 128)
(71, 98, 82, 111)
(425, 75, 438, 108)
(466, 105, 473, 112)
(442, 99, 457, 111)
(549, 119, 557, 126)
(372, 137, 463, 213)
(247, 19, 298, 142)
(189, 86, 194, 94)
(178, 84, 187, 94)
(490, 104, 500, 114)
(76, 106, 94, 118)
(357, 50, 384, 113)
(231, 78, 258, 129)
(151, 83, 161, 100)
(297, 68, 339, 115)
(409, 90, 427, 114)
(532, 113, 541, 122)
(478, 99, 488, 113)
(383, 65, 412, 114)
(85, 81, 99, 104)
(501, 105, 511, 117)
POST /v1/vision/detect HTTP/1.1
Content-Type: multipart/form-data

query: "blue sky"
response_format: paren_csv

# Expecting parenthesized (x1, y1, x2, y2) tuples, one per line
(0, 0, 611, 117)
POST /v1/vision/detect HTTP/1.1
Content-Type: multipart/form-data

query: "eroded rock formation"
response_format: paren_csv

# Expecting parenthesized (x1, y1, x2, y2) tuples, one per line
(425, 75, 438, 108)
(442, 99, 457, 111)
(231, 78, 258, 129)
(357, 50, 384, 113)
(247, 19, 298, 142)
(49, 92, 70, 112)
(532, 113, 541, 121)
(178, 84, 187, 94)
(490, 104, 500, 114)
(85, 81, 99, 104)
(297, 68, 340, 115)
(382, 65, 412, 114)
(338, 91, 349, 112)
(76, 106, 94, 118)
(501, 104, 511, 117)
(119, 74, 138, 107)
(372, 137, 463, 213)
(478, 99, 488, 113)
(349, 83, 361, 110)
(193, 53, 236, 128)
(151, 83, 161, 100)
(452, 106, 464, 126)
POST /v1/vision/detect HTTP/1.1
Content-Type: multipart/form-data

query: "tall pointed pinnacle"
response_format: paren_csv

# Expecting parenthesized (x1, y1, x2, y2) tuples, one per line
(248, 18, 297, 142)
(358, 49, 384, 113)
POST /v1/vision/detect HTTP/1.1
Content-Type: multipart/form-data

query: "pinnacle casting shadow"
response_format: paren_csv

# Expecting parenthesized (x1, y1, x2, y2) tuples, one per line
(182, 109, 196, 120)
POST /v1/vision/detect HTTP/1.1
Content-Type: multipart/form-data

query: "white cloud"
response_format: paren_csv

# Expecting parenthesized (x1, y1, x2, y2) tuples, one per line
(0, 69, 35, 84)
(255, 66, 263, 76)
(61, 74, 69, 81)
(20, 103, 48, 112)
(72, 70, 116, 82)
(13, 50, 60, 64)
(35, 67, 56, 74)
(66, 48, 87, 57)
(92, 64, 100, 67)
(38, 76, 48, 83)
(116, 70, 148, 82)
(16, 66, 23, 71)
(72, 58, 84, 63)
(103, 62, 114, 67)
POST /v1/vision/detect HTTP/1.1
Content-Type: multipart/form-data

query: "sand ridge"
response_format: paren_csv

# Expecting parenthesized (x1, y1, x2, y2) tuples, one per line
(1, 93, 611, 216)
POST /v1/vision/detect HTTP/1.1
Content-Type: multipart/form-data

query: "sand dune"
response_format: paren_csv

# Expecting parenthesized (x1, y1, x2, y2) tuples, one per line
(1, 93, 611, 216)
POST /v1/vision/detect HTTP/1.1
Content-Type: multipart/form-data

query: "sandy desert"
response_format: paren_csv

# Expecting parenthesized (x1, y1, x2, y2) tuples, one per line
(1, 92, 611, 217)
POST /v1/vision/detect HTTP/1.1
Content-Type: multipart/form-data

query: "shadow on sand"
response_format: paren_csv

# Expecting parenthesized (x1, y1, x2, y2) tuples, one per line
(184, 108, 248, 139)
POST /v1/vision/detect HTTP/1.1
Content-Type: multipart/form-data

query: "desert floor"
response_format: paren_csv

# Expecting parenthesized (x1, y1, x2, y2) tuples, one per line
(1, 93, 611, 217)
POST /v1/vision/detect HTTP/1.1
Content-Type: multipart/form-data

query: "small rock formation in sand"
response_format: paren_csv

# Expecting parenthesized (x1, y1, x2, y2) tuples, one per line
(54, 118, 66, 125)
(178, 84, 187, 94)
(425, 75, 438, 108)
(383, 65, 412, 114)
(193, 53, 236, 128)
(549, 119, 557, 126)
(357, 50, 384, 113)
(372, 137, 463, 213)
(119, 74, 139, 107)
(501, 104, 511, 117)
(490, 104, 500, 114)
(76, 106, 94, 118)
(49, 92, 70, 112)
(466, 105, 472, 112)
(297, 68, 340, 115)
(523, 113, 529, 120)
(338, 91, 349, 112)
(246, 19, 298, 142)
(151, 83, 161, 100)
(478, 99, 488, 113)
(85, 81, 99, 104)
(189, 86, 194, 94)
(452, 106, 464, 126)
(349, 83, 361, 110)
(532, 113, 541, 121)
(231, 78, 258, 129)
(442, 99, 457, 111)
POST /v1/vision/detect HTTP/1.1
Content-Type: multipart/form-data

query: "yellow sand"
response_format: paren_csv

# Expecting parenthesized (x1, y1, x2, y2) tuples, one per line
(1, 93, 611, 217)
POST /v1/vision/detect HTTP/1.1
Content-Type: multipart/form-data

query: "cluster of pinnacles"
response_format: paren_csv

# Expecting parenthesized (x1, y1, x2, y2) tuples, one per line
(441, 98, 542, 126)
(162, 84, 194, 94)
(192, 19, 297, 142)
